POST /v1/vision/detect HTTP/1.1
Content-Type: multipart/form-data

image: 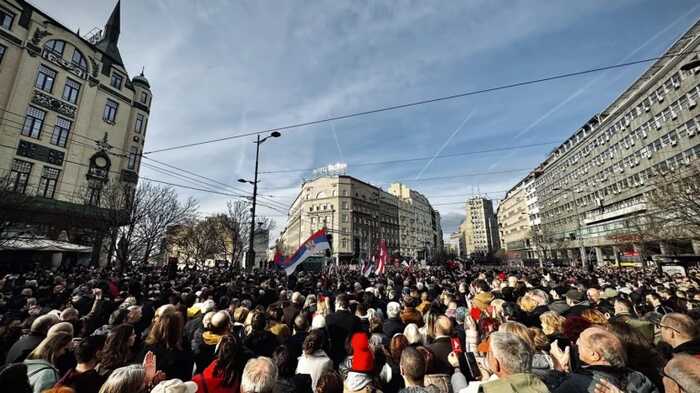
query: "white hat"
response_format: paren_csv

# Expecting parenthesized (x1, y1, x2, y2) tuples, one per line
(151, 379, 198, 393)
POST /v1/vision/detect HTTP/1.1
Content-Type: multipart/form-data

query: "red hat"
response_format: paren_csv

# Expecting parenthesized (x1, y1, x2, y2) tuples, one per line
(350, 332, 374, 373)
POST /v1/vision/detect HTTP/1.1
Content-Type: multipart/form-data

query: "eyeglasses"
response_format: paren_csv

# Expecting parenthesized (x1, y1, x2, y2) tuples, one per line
(657, 324, 681, 334)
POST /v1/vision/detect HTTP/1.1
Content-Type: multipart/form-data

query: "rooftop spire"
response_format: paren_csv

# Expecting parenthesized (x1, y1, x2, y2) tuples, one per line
(96, 1, 124, 67)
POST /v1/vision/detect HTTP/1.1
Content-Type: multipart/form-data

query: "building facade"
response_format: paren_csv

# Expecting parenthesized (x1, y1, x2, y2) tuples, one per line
(446, 231, 464, 258)
(388, 182, 438, 260)
(280, 175, 440, 262)
(531, 19, 700, 265)
(0, 1, 152, 264)
(497, 174, 541, 262)
(460, 197, 500, 257)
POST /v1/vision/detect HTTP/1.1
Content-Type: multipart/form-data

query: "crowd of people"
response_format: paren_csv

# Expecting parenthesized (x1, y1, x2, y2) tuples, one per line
(0, 261, 699, 393)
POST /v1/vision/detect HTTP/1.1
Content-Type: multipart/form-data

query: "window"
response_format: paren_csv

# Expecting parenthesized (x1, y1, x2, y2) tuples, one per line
(62, 79, 80, 104)
(0, 8, 14, 30)
(103, 99, 118, 123)
(38, 166, 60, 199)
(44, 40, 65, 55)
(22, 106, 46, 139)
(110, 73, 123, 90)
(70, 49, 87, 70)
(35, 65, 57, 93)
(135, 113, 145, 133)
(10, 159, 32, 193)
(0, 44, 6, 64)
(127, 146, 139, 170)
(50, 118, 71, 147)
(141, 92, 149, 104)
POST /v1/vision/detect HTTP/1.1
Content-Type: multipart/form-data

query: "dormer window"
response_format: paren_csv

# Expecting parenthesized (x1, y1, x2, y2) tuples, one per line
(111, 73, 123, 90)
(44, 40, 65, 56)
(0, 8, 14, 30)
(141, 92, 149, 104)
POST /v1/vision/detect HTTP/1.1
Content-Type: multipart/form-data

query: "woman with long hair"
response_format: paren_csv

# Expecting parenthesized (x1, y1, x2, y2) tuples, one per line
(140, 311, 193, 381)
(297, 329, 333, 392)
(97, 325, 136, 377)
(192, 334, 252, 393)
(23, 331, 72, 393)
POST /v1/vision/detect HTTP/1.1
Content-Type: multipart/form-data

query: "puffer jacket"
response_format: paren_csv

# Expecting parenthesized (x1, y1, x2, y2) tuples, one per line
(553, 365, 659, 393)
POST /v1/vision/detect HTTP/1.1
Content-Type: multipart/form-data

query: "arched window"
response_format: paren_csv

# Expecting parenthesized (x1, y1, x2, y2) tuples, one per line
(44, 40, 65, 55)
(71, 48, 87, 71)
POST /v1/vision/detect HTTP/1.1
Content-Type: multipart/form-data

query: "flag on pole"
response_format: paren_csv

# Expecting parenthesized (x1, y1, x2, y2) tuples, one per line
(375, 239, 388, 275)
(275, 229, 330, 275)
(362, 256, 372, 277)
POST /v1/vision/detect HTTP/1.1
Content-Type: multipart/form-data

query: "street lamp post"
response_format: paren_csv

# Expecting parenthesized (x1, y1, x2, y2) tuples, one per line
(552, 187, 587, 270)
(239, 131, 281, 271)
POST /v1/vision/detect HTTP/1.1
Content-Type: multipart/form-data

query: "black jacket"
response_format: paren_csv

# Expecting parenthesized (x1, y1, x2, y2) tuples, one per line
(325, 310, 362, 366)
(244, 330, 278, 358)
(5, 333, 44, 364)
(138, 344, 194, 382)
(383, 318, 405, 339)
(553, 364, 659, 393)
(427, 337, 453, 375)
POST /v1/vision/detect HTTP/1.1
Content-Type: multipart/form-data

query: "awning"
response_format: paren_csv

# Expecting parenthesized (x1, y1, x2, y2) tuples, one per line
(0, 238, 92, 253)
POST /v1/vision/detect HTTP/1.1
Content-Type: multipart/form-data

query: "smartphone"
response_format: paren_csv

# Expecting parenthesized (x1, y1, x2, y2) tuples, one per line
(450, 337, 463, 353)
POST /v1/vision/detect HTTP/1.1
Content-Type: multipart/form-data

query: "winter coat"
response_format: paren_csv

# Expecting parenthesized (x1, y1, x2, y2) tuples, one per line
(296, 349, 333, 391)
(427, 337, 453, 375)
(6, 333, 44, 364)
(24, 359, 60, 393)
(326, 310, 362, 365)
(243, 330, 278, 358)
(192, 359, 238, 393)
(192, 330, 222, 373)
(553, 364, 659, 393)
(138, 343, 194, 382)
(383, 318, 405, 340)
(56, 367, 106, 393)
(479, 373, 549, 393)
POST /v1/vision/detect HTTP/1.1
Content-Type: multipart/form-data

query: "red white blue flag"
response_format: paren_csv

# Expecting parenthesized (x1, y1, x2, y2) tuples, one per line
(275, 229, 330, 275)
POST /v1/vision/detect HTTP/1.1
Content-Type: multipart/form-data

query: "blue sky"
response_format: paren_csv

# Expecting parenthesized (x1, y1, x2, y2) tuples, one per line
(34, 0, 700, 240)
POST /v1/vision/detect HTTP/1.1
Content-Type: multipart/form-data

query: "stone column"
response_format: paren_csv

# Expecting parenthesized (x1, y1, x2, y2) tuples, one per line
(613, 246, 620, 264)
(51, 252, 63, 270)
(692, 239, 700, 256)
(566, 249, 574, 262)
(659, 242, 669, 256)
(595, 247, 604, 267)
(580, 246, 588, 269)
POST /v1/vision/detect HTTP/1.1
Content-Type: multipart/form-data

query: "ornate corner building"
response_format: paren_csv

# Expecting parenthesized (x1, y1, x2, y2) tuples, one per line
(0, 1, 152, 265)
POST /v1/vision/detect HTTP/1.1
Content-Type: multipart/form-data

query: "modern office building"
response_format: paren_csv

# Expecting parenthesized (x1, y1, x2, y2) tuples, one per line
(0, 1, 152, 264)
(532, 19, 700, 265)
(497, 178, 533, 262)
(460, 196, 500, 257)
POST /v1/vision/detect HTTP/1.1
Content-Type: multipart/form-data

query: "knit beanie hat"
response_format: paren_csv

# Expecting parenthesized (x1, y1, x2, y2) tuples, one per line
(350, 332, 374, 373)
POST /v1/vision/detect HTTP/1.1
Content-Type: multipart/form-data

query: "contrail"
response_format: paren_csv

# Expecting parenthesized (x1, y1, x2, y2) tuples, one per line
(415, 109, 475, 180)
(331, 122, 345, 162)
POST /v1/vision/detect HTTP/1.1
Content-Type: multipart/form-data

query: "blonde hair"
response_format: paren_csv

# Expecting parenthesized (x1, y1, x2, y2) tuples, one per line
(518, 295, 538, 313)
(498, 321, 534, 351)
(98, 364, 145, 393)
(528, 327, 550, 351)
(27, 331, 71, 365)
(316, 297, 330, 317)
(539, 311, 565, 336)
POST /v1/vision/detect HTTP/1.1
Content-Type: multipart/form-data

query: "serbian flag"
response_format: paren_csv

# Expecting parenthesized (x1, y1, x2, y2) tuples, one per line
(375, 239, 388, 275)
(362, 257, 373, 277)
(275, 229, 330, 275)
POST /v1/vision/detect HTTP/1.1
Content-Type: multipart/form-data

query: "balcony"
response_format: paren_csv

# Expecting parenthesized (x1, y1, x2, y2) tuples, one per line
(31, 90, 77, 119)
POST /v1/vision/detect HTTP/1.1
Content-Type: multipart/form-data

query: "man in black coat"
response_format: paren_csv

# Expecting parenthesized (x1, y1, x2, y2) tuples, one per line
(325, 294, 361, 366)
(382, 301, 405, 339)
(427, 316, 455, 375)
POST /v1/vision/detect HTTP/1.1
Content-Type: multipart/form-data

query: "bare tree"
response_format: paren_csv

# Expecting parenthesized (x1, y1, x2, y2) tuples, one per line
(216, 200, 275, 268)
(645, 160, 700, 239)
(171, 217, 221, 268)
(99, 182, 198, 269)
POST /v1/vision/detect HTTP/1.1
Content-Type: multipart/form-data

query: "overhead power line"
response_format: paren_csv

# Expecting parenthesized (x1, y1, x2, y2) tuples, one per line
(143, 50, 699, 155)
(259, 141, 559, 174)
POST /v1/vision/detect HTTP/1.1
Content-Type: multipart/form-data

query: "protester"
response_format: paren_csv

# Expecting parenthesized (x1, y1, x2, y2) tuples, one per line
(24, 331, 72, 393)
(240, 357, 277, 393)
(57, 335, 107, 393)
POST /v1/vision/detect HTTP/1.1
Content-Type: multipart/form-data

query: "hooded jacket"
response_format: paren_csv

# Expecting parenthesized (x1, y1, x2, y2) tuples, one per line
(192, 359, 239, 393)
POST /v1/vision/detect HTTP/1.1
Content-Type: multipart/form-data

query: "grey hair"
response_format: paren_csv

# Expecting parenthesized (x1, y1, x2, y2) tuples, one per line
(98, 364, 145, 393)
(489, 332, 532, 374)
(665, 355, 700, 392)
(240, 357, 278, 393)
